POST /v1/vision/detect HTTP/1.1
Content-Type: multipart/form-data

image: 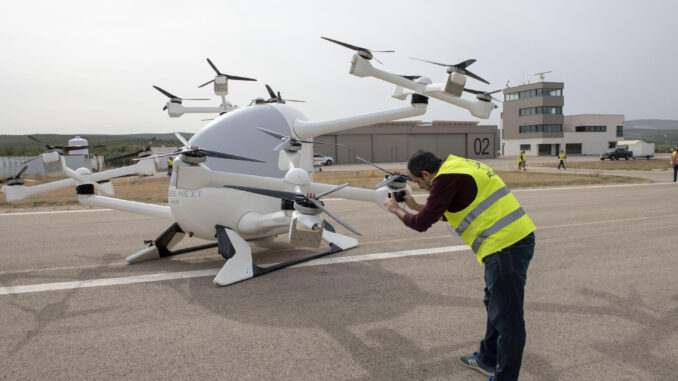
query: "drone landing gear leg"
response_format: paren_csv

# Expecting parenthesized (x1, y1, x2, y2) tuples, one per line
(126, 223, 218, 264)
(213, 223, 358, 287)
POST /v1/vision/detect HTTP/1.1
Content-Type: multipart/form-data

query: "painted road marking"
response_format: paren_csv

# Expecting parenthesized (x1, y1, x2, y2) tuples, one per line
(0, 245, 470, 295)
(0, 209, 112, 216)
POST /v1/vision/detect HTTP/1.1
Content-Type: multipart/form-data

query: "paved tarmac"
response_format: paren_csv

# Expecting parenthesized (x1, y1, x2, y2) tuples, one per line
(1, 180, 677, 380)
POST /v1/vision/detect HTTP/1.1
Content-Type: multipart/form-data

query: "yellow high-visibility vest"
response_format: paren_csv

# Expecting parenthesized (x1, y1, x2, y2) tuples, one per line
(434, 155, 536, 263)
(559, 153, 565, 160)
(519, 153, 526, 162)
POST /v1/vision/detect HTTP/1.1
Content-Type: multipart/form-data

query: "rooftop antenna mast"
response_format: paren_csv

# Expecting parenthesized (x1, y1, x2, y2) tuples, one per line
(534, 71, 552, 82)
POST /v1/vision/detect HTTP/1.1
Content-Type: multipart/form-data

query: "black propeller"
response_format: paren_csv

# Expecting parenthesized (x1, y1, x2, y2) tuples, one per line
(410, 57, 490, 85)
(0, 165, 33, 186)
(136, 132, 265, 164)
(105, 137, 157, 163)
(355, 156, 413, 189)
(223, 183, 360, 235)
(198, 58, 257, 88)
(256, 127, 341, 151)
(463, 88, 502, 103)
(264, 84, 305, 104)
(152, 86, 209, 110)
(321, 36, 394, 64)
(27, 135, 104, 155)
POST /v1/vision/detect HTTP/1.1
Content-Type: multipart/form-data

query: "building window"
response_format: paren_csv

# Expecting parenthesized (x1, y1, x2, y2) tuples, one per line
(519, 106, 563, 116)
(566, 143, 582, 155)
(616, 125, 623, 137)
(575, 126, 606, 132)
(519, 124, 563, 133)
(505, 88, 562, 101)
(520, 144, 531, 151)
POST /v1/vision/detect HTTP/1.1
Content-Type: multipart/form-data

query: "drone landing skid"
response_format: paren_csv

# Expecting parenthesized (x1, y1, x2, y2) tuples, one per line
(126, 223, 218, 264)
(213, 225, 358, 287)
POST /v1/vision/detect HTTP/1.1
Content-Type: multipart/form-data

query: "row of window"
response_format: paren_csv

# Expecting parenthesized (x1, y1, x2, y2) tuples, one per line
(519, 106, 562, 116)
(519, 143, 583, 155)
(505, 88, 562, 101)
(575, 125, 606, 132)
(519, 124, 563, 133)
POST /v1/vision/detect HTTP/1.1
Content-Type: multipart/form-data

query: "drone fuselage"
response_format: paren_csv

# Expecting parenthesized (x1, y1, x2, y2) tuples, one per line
(167, 103, 312, 240)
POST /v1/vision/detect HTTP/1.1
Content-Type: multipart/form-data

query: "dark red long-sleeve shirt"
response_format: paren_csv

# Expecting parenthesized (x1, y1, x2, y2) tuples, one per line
(403, 174, 478, 232)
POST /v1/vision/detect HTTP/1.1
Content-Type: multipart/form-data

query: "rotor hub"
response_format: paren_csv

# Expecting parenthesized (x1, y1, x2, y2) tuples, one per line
(180, 153, 206, 165)
(294, 199, 323, 215)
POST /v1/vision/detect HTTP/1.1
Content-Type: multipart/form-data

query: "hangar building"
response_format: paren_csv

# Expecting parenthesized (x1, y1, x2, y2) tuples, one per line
(313, 121, 498, 164)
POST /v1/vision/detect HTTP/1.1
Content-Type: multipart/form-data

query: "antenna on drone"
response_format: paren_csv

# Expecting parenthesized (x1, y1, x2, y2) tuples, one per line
(533, 71, 552, 82)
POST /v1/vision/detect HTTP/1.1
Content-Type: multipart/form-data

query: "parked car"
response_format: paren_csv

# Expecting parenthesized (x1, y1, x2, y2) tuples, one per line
(600, 147, 633, 160)
(313, 154, 333, 166)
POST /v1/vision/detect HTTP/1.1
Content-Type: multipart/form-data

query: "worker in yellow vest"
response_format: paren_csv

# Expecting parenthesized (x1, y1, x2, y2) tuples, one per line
(558, 150, 566, 170)
(384, 151, 536, 381)
(672, 146, 678, 182)
(518, 151, 527, 171)
(167, 157, 174, 176)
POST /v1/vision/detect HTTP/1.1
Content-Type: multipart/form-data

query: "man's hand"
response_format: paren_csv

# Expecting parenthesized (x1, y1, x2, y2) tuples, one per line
(402, 189, 421, 211)
(384, 192, 401, 213)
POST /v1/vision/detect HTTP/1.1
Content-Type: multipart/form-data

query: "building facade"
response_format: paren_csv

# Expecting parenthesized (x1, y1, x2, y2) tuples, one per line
(501, 81, 624, 156)
(314, 121, 498, 164)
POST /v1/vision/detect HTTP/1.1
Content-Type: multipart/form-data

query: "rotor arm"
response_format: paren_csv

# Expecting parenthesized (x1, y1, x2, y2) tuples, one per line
(77, 195, 173, 220)
(293, 103, 426, 140)
(349, 54, 496, 119)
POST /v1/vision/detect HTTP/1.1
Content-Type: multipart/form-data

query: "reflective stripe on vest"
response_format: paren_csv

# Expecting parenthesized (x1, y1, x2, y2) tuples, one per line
(434, 155, 536, 263)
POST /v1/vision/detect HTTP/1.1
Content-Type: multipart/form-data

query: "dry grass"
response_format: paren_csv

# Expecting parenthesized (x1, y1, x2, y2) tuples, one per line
(1, 169, 647, 211)
(312, 168, 647, 191)
(533, 158, 672, 171)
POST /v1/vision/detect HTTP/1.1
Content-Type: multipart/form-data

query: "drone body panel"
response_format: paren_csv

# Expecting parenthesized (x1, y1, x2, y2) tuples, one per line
(169, 104, 314, 240)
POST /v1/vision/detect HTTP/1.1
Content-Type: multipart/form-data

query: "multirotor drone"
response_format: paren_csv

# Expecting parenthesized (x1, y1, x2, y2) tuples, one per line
(2, 37, 499, 286)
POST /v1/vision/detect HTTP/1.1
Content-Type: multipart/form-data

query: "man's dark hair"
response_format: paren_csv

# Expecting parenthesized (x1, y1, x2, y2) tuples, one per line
(408, 151, 442, 177)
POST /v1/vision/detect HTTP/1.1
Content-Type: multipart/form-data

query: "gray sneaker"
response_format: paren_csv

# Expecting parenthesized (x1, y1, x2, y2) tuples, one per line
(459, 352, 494, 377)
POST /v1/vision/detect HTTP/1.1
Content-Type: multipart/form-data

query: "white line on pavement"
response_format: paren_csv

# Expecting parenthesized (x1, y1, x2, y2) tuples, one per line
(0, 209, 112, 216)
(0, 245, 469, 295)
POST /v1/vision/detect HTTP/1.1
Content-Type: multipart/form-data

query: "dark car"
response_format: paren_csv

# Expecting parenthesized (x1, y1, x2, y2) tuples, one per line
(600, 147, 633, 160)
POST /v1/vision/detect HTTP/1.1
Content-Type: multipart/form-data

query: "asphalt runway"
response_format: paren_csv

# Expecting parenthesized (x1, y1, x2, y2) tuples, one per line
(1, 182, 677, 380)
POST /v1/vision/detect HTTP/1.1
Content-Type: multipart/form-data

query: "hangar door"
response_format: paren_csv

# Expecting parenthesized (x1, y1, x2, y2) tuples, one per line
(407, 134, 467, 159)
(373, 134, 408, 162)
(337, 135, 372, 164)
(313, 135, 337, 159)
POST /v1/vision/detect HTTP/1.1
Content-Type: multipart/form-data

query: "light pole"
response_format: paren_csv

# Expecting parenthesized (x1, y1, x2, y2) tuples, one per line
(665, 134, 668, 152)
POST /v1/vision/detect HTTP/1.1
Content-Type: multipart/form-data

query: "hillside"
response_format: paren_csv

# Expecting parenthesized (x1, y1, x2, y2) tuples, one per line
(624, 119, 678, 130)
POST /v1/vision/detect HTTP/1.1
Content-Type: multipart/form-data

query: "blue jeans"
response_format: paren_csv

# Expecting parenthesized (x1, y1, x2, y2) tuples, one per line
(673, 164, 677, 181)
(478, 232, 535, 381)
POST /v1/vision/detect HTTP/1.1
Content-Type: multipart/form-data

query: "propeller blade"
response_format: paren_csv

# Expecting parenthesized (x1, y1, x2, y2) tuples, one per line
(321, 36, 365, 52)
(197, 149, 265, 163)
(410, 57, 448, 67)
(355, 156, 394, 176)
(256, 127, 286, 140)
(223, 185, 304, 202)
(198, 79, 215, 88)
(308, 140, 341, 146)
(372, 50, 395, 53)
(153, 86, 180, 100)
(226, 74, 257, 81)
(265, 84, 277, 99)
(16, 165, 28, 178)
(463, 88, 483, 95)
(174, 132, 189, 146)
(61, 145, 105, 152)
(315, 182, 349, 198)
(373, 177, 397, 189)
(206, 58, 222, 75)
(182, 98, 210, 101)
(21, 155, 41, 165)
(106, 151, 143, 162)
(461, 68, 490, 85)
(277, 91, 283, 103)
(455, 59, 477, 69)
(273, 140, 292, 151)
(308, 198, 361, 236)
(284, 99, 305, 103)
(27, 135, 51, 149)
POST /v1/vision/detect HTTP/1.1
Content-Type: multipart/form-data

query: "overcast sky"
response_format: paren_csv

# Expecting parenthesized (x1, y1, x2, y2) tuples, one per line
(1, 0, 676, 135)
